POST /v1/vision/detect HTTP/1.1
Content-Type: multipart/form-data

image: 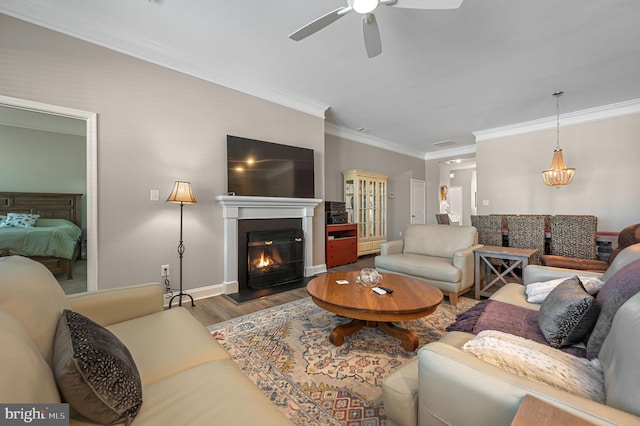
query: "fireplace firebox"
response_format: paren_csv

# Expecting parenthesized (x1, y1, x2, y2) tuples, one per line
(235, 218, 308, 301)
(247, 228, 304, 289)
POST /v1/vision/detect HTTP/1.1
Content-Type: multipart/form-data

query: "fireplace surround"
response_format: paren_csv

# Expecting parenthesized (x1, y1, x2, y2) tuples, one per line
(215, 195, 322, 301)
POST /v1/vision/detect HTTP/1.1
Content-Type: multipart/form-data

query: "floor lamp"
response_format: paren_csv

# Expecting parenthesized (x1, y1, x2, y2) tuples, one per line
(166, 181, 197, 308)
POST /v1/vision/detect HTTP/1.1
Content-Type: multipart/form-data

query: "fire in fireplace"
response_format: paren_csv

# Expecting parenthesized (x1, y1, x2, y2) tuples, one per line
(247, 228, 304, 289)
(252, 250, 281, 270)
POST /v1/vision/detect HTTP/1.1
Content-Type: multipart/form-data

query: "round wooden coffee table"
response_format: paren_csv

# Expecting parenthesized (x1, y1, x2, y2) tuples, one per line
(307, 271, 443, 351)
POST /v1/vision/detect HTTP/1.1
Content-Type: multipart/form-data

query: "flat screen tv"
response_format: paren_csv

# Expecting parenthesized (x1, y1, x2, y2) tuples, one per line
(227, 135, 315, 198)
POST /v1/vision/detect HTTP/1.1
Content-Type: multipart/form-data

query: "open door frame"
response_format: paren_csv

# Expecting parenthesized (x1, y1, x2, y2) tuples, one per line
(0, 95, 98, 291)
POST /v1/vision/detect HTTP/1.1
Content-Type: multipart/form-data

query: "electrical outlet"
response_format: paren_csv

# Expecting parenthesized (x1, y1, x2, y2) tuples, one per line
(161, 264, 170, 277)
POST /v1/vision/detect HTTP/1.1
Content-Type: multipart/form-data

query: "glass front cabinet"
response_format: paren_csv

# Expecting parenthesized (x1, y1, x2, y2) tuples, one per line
(343, 169, 388, 256)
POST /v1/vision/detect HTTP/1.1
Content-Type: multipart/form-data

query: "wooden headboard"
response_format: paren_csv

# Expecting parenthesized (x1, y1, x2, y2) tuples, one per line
(0, 192, 83, 228)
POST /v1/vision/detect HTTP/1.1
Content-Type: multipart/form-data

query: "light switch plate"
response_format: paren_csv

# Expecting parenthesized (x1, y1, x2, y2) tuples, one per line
(150, 189, 159, 201)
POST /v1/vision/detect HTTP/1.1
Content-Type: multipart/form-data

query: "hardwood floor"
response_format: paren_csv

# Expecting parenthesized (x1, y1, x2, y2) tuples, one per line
(185, 255, 375, 326)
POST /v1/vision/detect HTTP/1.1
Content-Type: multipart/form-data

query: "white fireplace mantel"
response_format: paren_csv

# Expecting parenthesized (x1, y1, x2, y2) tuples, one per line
(215, 195, 322, 295)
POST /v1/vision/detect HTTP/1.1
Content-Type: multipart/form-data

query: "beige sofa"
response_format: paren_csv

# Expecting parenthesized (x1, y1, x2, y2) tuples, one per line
(381, 243, 640, 426)
(374, 224, 480, 305)
(0, 255, 292, 425)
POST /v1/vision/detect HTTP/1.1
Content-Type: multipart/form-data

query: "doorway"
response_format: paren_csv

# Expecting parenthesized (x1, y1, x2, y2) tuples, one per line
(449, 186, 463, 225)
(0, 95, 98, 291)
(410, 179, 425, 224)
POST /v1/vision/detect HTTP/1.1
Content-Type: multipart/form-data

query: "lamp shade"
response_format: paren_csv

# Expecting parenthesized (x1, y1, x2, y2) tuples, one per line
(166, 181, 197, 204)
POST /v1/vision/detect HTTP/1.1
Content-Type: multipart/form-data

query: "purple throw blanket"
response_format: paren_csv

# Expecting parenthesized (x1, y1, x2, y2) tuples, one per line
(447, 300, 586, 358)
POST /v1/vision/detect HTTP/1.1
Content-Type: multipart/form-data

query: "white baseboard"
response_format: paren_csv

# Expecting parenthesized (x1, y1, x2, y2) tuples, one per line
(163, 283, 225, 307)
(163, 263, 327, 306)
(308, 263, 327, 276)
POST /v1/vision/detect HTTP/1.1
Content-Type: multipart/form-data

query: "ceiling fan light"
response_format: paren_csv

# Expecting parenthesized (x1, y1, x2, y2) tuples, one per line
(353, 0, 379, 14)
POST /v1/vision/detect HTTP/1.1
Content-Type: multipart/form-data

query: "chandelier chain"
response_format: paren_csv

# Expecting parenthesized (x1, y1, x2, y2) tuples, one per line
(554, 91, 563, 150)
(541, 90, 573, 187)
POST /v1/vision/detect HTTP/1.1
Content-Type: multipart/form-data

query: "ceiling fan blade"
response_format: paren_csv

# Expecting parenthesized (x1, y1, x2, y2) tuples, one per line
(289, 7, 350, 41)
(362, 14, 382, 58)
(385, 0, 463, 9)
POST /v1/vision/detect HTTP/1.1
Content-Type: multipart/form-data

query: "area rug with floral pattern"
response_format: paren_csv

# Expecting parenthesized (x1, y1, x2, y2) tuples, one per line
(208, 296, 477, 425)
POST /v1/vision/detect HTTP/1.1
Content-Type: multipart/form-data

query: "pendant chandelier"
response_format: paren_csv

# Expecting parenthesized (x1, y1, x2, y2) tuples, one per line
(541, 91, 575, 186)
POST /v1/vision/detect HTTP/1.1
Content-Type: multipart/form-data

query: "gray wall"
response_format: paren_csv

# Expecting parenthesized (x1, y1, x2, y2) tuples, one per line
(325, 134, 426, 241)
(427, 112, 640, 232)
(0, 15, 325, 290)
(474, 112, 640, 232)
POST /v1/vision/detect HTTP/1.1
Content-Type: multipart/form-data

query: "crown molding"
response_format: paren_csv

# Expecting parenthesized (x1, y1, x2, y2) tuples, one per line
(474, 98, 640, 142)
(325, 122, 478, 160)
(2, 3, 470, 160)
(0, 2, 329, 119)
(325, 123, 427, 159)
(424, 144, 476, 161)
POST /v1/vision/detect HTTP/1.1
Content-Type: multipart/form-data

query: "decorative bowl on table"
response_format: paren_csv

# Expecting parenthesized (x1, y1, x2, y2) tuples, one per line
(357, 268, 383, 288)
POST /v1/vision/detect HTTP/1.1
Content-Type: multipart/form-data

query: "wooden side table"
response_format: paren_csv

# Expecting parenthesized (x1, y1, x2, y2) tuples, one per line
(325, 224, 358, 268)
(474, 245, 537, 299)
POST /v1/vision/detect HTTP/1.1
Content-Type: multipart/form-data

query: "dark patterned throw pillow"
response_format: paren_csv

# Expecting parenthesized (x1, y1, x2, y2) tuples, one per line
(53, 309, 142, 425)
(538, 276, 601, 348)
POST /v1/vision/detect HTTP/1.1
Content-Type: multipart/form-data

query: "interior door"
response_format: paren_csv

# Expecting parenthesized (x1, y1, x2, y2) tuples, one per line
(410, 179, 426, 224)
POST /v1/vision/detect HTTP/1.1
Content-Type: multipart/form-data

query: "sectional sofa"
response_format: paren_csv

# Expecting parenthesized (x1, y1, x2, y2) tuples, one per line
(0, 255, 292, 425)
(382, 243, 640, 426)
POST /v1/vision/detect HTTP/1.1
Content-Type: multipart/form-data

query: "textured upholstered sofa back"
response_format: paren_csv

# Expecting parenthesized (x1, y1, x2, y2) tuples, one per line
(403, 224, 477, 258)
(599, 291, 640, 416)
(602, 243, 640, 282)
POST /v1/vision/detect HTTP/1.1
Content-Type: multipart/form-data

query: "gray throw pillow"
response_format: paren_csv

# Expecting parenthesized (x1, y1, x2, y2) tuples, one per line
(53, 309, 142, 425)
(538, 277, 601, 349)
(586, 258, 640, 359)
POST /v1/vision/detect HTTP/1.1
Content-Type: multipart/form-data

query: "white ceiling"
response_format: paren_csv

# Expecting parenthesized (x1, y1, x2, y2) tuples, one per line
(2, 0, 640, 158)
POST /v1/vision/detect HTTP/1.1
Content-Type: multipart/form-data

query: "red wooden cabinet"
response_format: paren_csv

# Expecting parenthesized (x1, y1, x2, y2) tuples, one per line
(325, 224, 358, 268)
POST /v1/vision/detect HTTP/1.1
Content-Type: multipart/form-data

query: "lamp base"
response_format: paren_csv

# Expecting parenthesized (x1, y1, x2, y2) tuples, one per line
(168, 291, 195, 308)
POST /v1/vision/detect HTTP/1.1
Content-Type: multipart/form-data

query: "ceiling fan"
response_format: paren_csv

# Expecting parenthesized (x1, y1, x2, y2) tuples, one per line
(289, 0, 464, 58)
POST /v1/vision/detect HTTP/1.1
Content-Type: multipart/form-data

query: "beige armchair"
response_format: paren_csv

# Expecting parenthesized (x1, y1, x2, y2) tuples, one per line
(374, 224, 479, 305)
